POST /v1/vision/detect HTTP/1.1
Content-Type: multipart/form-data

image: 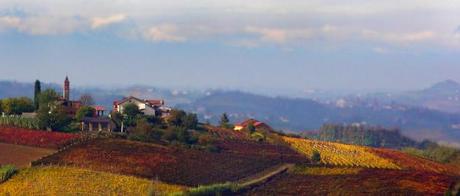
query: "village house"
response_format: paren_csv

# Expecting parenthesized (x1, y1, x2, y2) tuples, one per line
(58, 76, 113, 131)
(80, 106, 113, 132)
(113, 96, 171, 118)
(234, 119, 272, 131)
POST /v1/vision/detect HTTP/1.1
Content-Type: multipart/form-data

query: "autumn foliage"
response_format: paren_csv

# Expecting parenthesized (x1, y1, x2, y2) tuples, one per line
(36, 139, 300, 186)
(0, 127, 80, 149)
(0, 166, 185, 195)
(283, 137, 400, 169)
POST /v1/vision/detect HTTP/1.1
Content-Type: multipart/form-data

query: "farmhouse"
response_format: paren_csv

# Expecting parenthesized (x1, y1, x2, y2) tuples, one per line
(234, 119, 272, 131)
(80, 105, 114, 132)
(113, 96, 171, 117)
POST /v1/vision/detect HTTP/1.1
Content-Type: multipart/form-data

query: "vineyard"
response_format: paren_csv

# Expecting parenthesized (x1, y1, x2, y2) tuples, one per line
(36, 139, 291, 186)
(283, 137, 400, 169)
(291, 166, 362, 176)
(204, 125, 250, 140)
(247, 169, 459, 195)
(0, 166, 185, 195)
(0, 127, 80, 149)
(370, 148, 460, 175)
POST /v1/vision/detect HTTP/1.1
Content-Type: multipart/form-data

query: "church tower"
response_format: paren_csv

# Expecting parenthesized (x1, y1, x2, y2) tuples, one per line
(64, 76, 70, 101)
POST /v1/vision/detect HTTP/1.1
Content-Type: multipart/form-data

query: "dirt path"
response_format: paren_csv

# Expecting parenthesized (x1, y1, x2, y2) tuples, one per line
(237, 163, 294, 190)
(0, 143, 55, 168)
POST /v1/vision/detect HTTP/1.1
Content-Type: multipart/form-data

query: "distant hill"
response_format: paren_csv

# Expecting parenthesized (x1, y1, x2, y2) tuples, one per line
(359, 80, 460, 114)
(399, 80, 460, 113)
(180, 91, 460, 146)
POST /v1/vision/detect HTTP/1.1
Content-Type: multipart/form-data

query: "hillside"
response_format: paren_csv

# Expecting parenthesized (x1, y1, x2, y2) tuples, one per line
(0, 126, 459, 195)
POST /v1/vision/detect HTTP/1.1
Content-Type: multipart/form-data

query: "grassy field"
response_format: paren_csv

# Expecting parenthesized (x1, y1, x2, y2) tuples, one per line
(0, 143, 54, 168)
(0, 166, 185, 195)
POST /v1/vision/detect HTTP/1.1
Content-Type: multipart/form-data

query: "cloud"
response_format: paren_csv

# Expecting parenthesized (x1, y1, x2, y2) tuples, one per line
(91, 14, 126, 29)
(362, 30, 435, 44)
(246, 26, 288, 43)
(0, 0, 458, 48)
(144, 24, 186, 42)
(0, 15, 85, 35)
(0, 16, 21, 29)
(245, 26, 315, 44)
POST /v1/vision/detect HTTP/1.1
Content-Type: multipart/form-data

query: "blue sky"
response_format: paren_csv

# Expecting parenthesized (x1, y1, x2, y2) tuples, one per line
(0, 0, 460, 92)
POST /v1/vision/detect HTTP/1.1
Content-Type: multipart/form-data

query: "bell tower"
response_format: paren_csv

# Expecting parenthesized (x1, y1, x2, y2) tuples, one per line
(64, 76, 70, 101)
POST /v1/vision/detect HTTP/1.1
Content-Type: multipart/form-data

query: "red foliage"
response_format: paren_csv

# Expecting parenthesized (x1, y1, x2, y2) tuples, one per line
(0, 127, 80, 149)
(248, 169, 459, 195)
(204, 125, 250, 140)
(37, 139, 304, 186)
(370, 148, 460, 175)
(216, 140, 307, 164)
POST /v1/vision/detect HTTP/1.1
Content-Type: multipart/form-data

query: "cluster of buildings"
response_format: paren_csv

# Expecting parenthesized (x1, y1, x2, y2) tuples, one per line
(58, 76, 171, 132)
(57, 76, 270, 133)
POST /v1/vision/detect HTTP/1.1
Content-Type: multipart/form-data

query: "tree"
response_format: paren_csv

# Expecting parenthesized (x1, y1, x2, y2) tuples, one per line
(124, 103, 140, 118)
(37, 104, 71, 131)
(75, 106, 95, 121)
(311, 150, 321, 164)
(36, 89, 70, 131)
(38, 89, 59, 106)
(123, 103, 141, 127)
(128, 118, 162, 141)
(1, 97, 34, 115)
(246, 123, 256, 133)
(34, 80, 41, 111)
(183, 113, 198, 130)
(79, 94, 95, 106)
(109, 111, 124, 131)
(219, 113, 231, 128)
(167, 109, 186, 127)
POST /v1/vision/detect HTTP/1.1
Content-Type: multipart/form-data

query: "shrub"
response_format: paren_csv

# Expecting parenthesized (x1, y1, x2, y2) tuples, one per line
(311, 150, 321, 164)
(402, 145, 459, 163)
(0, 165, 17, 183)
(204, 144, 221, 153)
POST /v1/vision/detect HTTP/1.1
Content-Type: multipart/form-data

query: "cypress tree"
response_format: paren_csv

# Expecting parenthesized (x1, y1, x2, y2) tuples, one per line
(34, 80, 41, 111)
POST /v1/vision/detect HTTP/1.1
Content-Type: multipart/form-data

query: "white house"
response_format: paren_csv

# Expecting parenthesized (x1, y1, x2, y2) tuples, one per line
(113, 96, 166, 116)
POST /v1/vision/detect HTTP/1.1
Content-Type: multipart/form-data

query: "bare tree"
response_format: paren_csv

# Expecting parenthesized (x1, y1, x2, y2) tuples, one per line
(79, 94, 95, 106)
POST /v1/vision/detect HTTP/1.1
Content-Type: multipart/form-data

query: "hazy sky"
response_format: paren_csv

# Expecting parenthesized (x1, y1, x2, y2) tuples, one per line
(0, 0, 460, 91)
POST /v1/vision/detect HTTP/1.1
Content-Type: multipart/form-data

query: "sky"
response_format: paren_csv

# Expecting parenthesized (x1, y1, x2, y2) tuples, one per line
(0, 0, 460, 92)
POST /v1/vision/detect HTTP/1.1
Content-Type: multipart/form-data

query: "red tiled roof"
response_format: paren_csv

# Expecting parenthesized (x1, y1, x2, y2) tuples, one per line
(114, 96, 164, 107)
(236, 119, 264, 127)
(146, 99, 164, 106)
(92, 105, 105, 111)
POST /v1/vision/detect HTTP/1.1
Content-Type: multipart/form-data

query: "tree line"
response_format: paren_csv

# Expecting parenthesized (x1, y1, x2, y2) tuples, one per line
(306, 123, 417, 148)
